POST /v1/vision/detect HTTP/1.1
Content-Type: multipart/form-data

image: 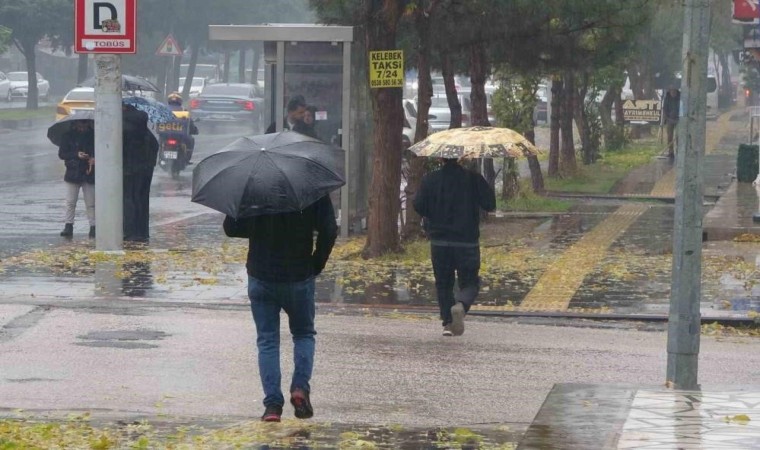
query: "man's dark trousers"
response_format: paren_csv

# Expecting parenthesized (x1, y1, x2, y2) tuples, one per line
(431, 244, 480, 326)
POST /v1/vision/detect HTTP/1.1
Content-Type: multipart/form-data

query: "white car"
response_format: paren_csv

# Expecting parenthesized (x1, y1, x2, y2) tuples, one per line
(7, 71, 50, 101)
(0, 72, 10, 101)
(178, 77, 205, 98)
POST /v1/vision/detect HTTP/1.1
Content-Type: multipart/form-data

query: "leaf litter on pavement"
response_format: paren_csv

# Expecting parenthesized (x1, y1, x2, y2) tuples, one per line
(0, 225, 757, 318)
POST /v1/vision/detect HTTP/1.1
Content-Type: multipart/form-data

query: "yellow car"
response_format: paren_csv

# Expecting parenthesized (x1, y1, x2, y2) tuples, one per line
(56, 87, 95, 120)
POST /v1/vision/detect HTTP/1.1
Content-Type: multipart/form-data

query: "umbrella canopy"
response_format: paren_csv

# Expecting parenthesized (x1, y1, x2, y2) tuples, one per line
(47, 110, 94, 147)
(192, 131, 345, 218)
(47, 107, 158, 149)
(408, 126, 541, 159)
(80, 74, 159, 92)
(122, 96, 176, 124)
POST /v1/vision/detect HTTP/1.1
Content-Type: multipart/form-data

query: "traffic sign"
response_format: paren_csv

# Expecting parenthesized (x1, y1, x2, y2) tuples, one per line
(75, 0, 136, 54)
(369, 50, 404, 89)
(156, 34, 182, 56)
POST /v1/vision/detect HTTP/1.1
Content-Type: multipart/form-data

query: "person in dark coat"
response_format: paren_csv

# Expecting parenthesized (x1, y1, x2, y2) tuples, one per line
(293, 105, 318, 139)
(413, 158, 496, 337)
(265, 95, 307, 134)
(122, 106, 159, 243)
(663, 85, 680, 158)
(223, 195, 337, 422)
(57, 120, 95, 238)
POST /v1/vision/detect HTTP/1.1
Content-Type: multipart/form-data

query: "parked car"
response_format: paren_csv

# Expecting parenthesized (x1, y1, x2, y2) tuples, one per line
(189, 83, 264, 130)
(7, 71, 49, 101)
(178, 77, 205, 98)
(534, 84, 548, 123)
(426, 94, 472, 132)
(0, 72, 10, 101)
(56, 87, 95, 120)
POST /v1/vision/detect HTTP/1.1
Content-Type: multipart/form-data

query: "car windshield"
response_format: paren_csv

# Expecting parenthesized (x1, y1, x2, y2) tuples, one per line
(66, 90, 95, 101)
(8, 73, 28, 82)
(202, 85, 250, 96)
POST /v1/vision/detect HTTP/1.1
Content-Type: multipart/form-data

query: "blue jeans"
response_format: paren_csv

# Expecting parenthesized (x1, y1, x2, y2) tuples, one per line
(248, 275, 316, 408)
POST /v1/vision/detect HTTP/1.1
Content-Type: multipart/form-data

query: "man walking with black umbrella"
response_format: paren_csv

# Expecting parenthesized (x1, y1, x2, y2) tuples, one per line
(223, 195, 338, 422)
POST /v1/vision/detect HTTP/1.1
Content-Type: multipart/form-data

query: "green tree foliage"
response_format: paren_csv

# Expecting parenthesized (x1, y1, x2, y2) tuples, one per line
(0, 0, 72, 109)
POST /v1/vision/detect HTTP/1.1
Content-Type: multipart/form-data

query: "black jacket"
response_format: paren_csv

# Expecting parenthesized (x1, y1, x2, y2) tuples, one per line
(123, 124, 159, 176)
(58, 129, 95, 184)
(663, 90, 680, 124)
(223, 195, 338, 282)
(413, 161, 496, 244)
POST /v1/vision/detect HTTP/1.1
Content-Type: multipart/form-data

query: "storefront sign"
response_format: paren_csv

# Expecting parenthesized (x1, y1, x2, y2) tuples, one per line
(623, 99, 661, 124)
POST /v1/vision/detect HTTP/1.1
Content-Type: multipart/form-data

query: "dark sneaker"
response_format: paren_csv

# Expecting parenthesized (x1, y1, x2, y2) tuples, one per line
(450, 302, 465, 336)
(290, 388, 314, 419)
(88, 226, 96, 238)
(60, 223, 73, 237)
(442, 325, 453, 336)
(261, 404, 282, 422)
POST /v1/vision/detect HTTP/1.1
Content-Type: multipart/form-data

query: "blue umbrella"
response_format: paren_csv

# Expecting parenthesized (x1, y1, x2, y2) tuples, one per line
(122, 96, 176, 124)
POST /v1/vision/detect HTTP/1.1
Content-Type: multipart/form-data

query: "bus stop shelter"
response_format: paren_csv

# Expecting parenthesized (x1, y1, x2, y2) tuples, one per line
(208, 24, 358, 237)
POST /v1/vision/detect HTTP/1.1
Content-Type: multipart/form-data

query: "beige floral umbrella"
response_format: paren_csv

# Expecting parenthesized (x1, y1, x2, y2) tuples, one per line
(408, 126, 541, 159)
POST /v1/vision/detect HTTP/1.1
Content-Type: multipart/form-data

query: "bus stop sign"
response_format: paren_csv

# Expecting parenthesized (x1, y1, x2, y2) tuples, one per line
(75, 0, 136, 53)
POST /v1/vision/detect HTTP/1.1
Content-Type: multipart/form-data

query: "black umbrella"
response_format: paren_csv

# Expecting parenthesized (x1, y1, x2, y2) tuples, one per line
(46, 110, 95, 146)
(47, 106, 158, 149)
(192, 131, 345, 218)
(80, 74, 159, 92)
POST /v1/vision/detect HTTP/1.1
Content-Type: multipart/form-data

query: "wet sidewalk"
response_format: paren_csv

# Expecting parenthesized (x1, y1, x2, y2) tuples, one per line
(1, 109, 759, 448)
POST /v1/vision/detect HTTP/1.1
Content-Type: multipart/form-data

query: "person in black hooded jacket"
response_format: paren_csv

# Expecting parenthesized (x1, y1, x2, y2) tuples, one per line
(57, 120, 95, 238)
(413, 158, 495, 337)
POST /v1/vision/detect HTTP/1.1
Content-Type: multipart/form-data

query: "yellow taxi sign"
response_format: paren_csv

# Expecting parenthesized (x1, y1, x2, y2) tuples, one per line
(369, 50, 404, 89)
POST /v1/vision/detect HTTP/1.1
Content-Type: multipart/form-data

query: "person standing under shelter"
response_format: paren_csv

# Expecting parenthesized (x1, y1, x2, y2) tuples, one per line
(58, 119, 96, 238)
(413, 158, 496, 336)
(223, 194, 338, 422)
(266, 95, 307, 134)
(122, 105, 159, 243)
(663, 83, 680, 158)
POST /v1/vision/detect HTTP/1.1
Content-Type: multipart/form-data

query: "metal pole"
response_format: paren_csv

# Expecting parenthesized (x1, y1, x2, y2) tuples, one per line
(94, 54, 124, 251)
(666, 0, 711, 390)
(341, 42, 351, 238)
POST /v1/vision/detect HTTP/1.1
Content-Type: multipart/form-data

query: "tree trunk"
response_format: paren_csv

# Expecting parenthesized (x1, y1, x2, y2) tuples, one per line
(402, 7, 434, 241)
(362, 0, 406, 258)
(548, 76, 562, 177)
(574, 72, 593, 164)
(251, 47, 261, 84)
(501, 158, 519, 200)
(441, 55, 462, 128)
(599, 85, 615, 145)
(170, 54, 182, 93)
(524, 129, 545, 194)
(238, 49, 246, 83)
(613, 85, 624, 126)
(157, 58, 168, 98)
(560, 70, 577, 175)
(469, 43, 490, 127)
(718, 51, 732, 108)
(181, 44, 200, 100)
(18, 39, 39, 110)
(77, 54, 89, 84)
(469, 42, 495, 189)
(222, 51, 231, 83)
